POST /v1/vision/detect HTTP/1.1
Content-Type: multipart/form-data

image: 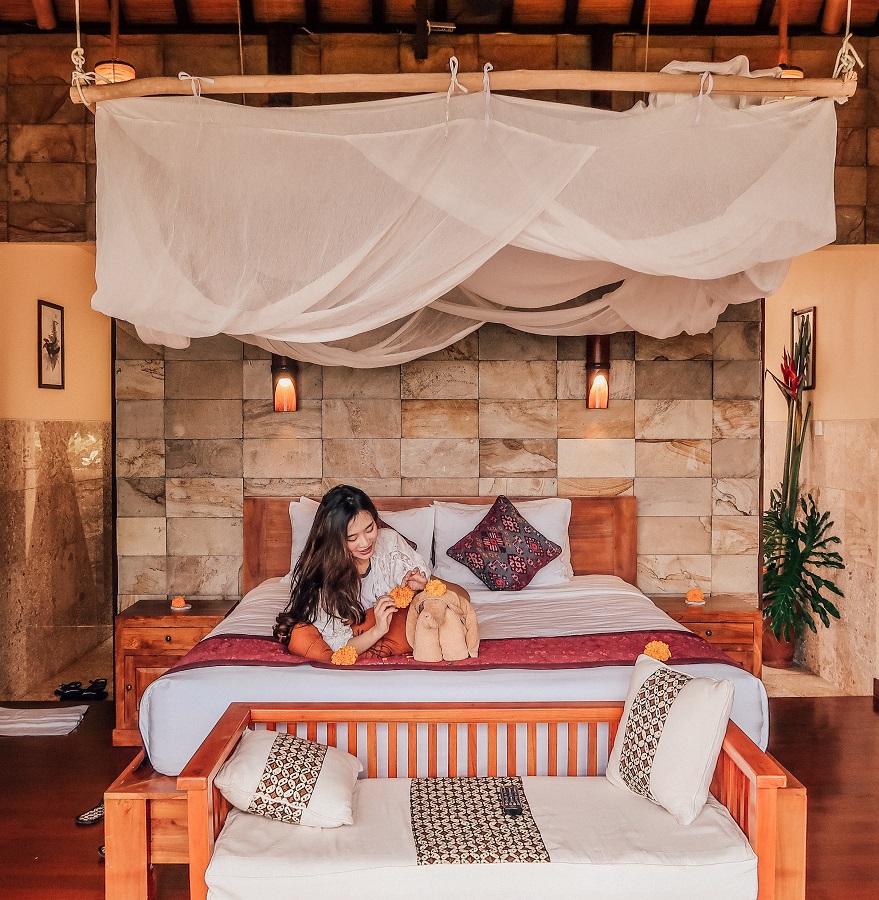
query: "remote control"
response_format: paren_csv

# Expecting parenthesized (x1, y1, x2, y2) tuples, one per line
(499, 784, 523, 816)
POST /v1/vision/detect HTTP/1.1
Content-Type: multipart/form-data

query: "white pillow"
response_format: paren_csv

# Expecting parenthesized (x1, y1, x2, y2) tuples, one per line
(606, 654, 734, 826)
(215, 729, 362, 827)
(432, 498, 573, 589)
(284, 498, 436, 581)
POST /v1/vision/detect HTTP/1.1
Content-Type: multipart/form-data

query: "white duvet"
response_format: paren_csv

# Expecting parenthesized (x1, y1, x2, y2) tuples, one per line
(140, 576, 769, 775)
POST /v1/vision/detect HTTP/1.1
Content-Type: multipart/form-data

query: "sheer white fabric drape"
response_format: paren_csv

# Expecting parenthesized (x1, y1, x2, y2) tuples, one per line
(93, 62, 837, 366)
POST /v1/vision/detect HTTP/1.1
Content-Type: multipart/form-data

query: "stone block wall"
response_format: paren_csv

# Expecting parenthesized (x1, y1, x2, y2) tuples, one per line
(0, 419, 113, 698)
(115, 303, 763, 610)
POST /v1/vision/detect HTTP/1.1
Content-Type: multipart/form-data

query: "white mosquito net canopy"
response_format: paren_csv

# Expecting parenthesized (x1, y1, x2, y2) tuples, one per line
(93, 58, 838, 366)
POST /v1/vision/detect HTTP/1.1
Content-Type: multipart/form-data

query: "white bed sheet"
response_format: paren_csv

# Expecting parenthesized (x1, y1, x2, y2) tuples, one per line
(207, 778, 757, 900)
(140, 576, 769, 776)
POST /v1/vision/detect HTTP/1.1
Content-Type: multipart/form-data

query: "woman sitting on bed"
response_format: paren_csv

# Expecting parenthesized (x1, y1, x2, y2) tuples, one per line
(273, 485, 430, 662)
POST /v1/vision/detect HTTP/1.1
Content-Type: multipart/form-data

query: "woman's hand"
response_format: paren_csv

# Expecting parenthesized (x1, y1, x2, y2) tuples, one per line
(403, 568, 428, 593)
(370, 595, 396, 638)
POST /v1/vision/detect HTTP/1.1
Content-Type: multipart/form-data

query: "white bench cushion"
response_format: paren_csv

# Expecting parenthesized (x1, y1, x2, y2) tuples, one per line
(206, 776, 757, 900)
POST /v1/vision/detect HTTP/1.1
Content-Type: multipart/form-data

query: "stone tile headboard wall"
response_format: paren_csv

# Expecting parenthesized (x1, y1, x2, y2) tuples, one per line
(114, 302, 762, 609)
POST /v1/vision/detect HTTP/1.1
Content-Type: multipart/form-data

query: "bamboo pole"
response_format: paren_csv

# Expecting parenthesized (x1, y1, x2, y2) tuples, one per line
(69, 68, 857, 105)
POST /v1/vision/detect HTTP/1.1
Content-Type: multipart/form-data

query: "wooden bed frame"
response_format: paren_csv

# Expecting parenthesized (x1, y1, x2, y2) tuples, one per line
(242, 495, 638, 593)
(178, 701, 806, 900)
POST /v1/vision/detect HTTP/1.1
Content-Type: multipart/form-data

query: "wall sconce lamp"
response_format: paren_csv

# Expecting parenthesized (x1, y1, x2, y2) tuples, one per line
(271, 355, 298, 412)
(586, 335, 610, 409)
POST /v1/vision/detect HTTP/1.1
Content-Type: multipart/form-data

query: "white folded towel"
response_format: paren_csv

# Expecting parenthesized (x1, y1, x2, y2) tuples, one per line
(0, 705, 89, 736)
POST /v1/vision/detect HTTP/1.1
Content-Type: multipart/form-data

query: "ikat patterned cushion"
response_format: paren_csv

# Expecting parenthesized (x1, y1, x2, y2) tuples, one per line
(215, 729, 362, 827)
(606, 654, 734, 826)
(446, 495, 562, 591)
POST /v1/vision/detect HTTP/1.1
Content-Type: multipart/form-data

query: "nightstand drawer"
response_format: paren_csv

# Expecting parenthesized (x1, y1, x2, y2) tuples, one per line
(121, 626, 215, 652)
(685, 622, 754, 644)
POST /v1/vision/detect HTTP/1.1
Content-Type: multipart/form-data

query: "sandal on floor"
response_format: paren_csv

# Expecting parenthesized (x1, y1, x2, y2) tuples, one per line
(76, 803, 105, 826)
(80, 678, 108, 701)
(54, 681, 83, 698)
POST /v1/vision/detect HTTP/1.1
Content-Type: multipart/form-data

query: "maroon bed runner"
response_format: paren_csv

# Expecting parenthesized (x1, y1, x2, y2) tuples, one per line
(170, 629, 738, 675)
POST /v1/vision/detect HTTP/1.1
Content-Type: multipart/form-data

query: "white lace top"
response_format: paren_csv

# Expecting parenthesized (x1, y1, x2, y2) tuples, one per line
(313, 529, 430, 650)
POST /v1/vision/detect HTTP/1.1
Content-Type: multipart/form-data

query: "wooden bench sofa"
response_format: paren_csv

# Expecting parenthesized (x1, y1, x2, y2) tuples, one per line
(139, 700, 808, 900)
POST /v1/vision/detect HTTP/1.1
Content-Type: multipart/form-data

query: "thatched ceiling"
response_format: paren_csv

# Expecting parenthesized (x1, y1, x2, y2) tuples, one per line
(3, 1, 878, 35)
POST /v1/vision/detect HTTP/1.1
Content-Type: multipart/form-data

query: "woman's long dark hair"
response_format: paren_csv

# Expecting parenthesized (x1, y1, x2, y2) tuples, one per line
(273, 485, 379, 645)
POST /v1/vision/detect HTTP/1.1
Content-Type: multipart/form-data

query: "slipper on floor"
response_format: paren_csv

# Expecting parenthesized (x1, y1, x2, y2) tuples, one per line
(80, 678, 108, 701)
(76, 803, 105, 826)
(54, 681, 83, 698)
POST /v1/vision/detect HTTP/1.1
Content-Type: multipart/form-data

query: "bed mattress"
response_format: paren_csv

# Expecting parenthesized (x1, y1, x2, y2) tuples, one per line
(206, 777, 758, 900)
(140, 576, 769, 775)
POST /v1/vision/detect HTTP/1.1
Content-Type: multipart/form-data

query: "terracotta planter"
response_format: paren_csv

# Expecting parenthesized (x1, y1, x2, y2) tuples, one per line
(762, 619, 796, 669)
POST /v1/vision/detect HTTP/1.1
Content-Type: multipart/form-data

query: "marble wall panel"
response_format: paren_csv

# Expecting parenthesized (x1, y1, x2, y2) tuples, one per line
(713, 361, 763, 400)
(116, 517, 167, 556)
(477, 324, 557, 360)
(717, 300, 762, 322)
(164, 335, 243, 361)
(243, 359, 272, 400)
(402, 400, 478, 438)
(479, 401, 558, 438)
(324, 366, 399, 398)
(164, 361, 243, 400)
(115, 360, 164, 400)
(116, 400, 165, 439)
(480, 439, 557, 478)
(165, 400, 243, 440)
(166, 555, 241, 596)
(244, 439, 322, 479)
(418, 334, 479, 362)
(477, 478, 557, 497)
(635, 440, 710, 478)
(637, 554, 711, 594)
(713, 478, 760, 516)
(713, 401, 760, 439)
(557, 477, 634, 496)
(322, 399, 402, 439)
(116, 477, 166, 518)
(713, 322, 761, 360)
(401, 361, 478, 400)
(712, 437, 761, 478)
(244, 478, 326, 497)
(323, 439, 401, 478)
(479, 361, 556, 400)
(636, 333, 712, 360)
(116, 439, 165, 477)
(401, 439, 478, 478)
(165, 478, 243, 518)
(711, 554, 759, 596)
(635, 400, 713, 439)
(167, 518, 243, 557)
(403, 478, 480, 497)
(711, 516, 760, 555)
(557, 438, 635, 478)
(167, 439, 242, 478)
(634, 361, 712, 399)
(557, 401, 635, 439)
(638, 516, 711, 555)
(634, 477, 713, 517)
(243, 400, 322, 439)
(117, 555, 167, 596)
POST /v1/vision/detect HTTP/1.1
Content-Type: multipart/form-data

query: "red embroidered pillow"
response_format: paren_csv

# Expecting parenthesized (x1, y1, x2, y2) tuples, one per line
(446, 496, 562, 591)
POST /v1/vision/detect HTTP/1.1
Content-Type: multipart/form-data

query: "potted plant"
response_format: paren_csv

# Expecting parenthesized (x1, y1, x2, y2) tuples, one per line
(762, 316, 844, 668)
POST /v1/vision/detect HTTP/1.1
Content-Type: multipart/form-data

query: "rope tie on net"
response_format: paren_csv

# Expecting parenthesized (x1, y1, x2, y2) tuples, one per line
(178, 72, 216, 98)
(482, 62, 494, 142)
(444, 55, 469, 138)
(833, 1, 864, 80)
(70, 0, 96, 112)
(695, 71, 713, 124)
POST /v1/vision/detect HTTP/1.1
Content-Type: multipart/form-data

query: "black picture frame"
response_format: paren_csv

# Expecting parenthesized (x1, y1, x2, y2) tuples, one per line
(38, 299, 65, 390)
(791, 306, 816, 391)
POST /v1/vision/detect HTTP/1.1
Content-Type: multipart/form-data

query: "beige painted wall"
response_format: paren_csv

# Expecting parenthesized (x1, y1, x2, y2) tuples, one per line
(765, 246, 879, 689)
(0, 243, 111, 422)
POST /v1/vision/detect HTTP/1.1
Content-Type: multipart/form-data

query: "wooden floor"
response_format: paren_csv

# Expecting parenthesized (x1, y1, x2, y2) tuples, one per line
(1, 697, 877, 899)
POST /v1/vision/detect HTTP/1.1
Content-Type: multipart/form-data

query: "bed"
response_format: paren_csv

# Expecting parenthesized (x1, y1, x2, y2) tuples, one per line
(139, 496, 769, 777)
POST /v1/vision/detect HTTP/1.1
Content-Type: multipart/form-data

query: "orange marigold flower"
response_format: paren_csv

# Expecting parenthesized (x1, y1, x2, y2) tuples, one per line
(390, 585, 415, 608)
(644, 640, 672, 662)
(170, 596, 187, 608)
(686, 588, 705, 605)
(330, 645, 358, 666)
(425, 578, 447, 597)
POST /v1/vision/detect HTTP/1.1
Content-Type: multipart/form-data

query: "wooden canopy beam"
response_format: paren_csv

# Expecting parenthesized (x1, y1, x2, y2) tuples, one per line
(32, 0, 57, 31)
(69, 68, 857, 105)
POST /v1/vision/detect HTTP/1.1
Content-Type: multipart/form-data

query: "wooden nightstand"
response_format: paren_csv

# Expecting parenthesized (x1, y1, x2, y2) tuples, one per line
(113, 598, 238, 746)
(649, 595, 762, 678)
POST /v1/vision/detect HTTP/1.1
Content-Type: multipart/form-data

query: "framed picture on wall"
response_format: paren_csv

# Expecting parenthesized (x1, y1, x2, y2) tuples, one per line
(791, 306, 816, 391)
(38, 299, 65, 390)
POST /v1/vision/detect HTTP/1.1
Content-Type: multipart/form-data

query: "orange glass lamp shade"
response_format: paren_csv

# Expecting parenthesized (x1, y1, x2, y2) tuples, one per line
(94, 60, 137, 83)
(271, 355, 298, 412)
(585, 334, 610, 409)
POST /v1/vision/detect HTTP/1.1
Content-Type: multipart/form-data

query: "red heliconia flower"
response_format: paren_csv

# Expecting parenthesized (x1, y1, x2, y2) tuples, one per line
(780, 351, 800, 398)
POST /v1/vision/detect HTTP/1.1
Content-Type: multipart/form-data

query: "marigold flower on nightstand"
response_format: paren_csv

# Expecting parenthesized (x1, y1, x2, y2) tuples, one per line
(331, 645, 358, 666)
(425, 579, 447, 597)
(686, 588, 705, 605)
(644, 640, 672, 662)
(390, 585, 415, 608)
(170, 596, 187, 608)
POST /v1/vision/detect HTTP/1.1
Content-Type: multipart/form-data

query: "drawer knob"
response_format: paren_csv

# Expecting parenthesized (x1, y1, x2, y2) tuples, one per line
(126, 684, 132, 691)
(165, 635, 172, 642)
(705, 629, 713, 637)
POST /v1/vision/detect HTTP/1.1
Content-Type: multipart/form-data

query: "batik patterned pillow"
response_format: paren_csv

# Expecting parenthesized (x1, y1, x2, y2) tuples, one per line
(606, 654, 734, 825)
(446, 495, 562, 591)
(215, 729, 362, 827)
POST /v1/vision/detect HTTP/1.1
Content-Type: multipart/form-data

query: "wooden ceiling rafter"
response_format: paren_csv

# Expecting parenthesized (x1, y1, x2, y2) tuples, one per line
(756, 0, 778, 29)
(305, 0, 321, 29)
(32, 0, 58, 30)
(239, 0, 256, 29)
(173, 0, 192, 28)
(629, 0, 646, 28)
(563, 0, 579, 29)
(692, 0, 711, 29)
